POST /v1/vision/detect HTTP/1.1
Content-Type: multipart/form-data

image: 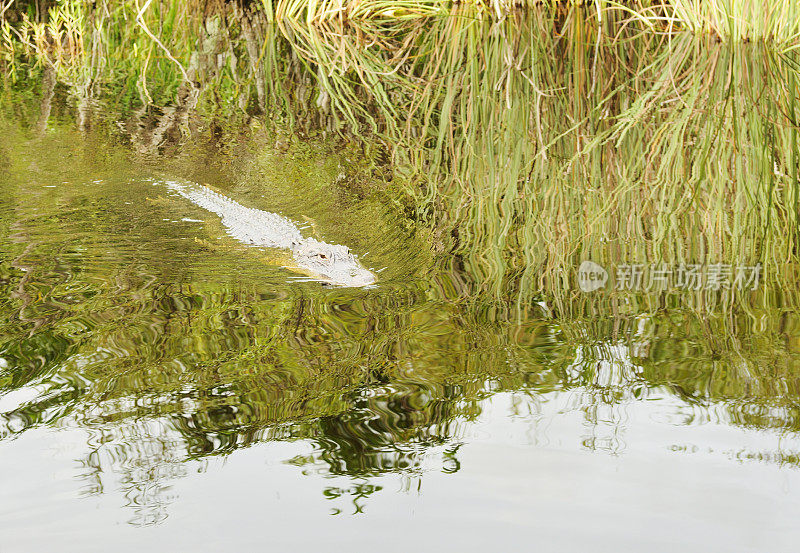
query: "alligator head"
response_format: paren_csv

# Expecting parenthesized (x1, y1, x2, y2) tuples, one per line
(292, 238, 376, 287)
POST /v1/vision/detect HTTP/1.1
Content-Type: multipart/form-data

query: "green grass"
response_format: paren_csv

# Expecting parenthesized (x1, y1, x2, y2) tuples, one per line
(265, 8, 800, 315)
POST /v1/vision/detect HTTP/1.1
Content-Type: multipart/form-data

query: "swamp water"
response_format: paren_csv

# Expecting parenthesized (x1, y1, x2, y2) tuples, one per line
(2, 9, 800, 552)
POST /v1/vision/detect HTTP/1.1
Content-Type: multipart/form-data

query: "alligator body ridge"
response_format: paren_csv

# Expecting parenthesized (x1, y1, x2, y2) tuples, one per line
(164, 180, 376, 287)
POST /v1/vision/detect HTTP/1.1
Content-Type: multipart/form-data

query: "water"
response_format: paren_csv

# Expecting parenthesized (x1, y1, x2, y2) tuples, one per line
(3, 9, 800, 552)
(2, 116, 799, 553)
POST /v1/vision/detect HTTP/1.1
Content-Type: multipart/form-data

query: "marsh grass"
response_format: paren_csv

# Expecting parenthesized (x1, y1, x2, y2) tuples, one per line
(664, 0, 800, 46)
(251, 0, 800, 46)
(3, 1, 800, 318)
(256, 0, 800, 45)
(1, 0, 228, 109)
(270, 8, 800, 317)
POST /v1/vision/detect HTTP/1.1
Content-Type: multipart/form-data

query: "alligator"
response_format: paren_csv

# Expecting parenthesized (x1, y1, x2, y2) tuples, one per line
(164, 180, 376, 287)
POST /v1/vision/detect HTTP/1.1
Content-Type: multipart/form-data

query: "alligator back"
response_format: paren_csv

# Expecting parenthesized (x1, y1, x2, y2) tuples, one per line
(165, 180, 303, 249)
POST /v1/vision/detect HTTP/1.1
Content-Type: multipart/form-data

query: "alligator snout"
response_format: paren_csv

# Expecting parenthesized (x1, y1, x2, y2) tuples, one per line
(293, 238, 376, 287)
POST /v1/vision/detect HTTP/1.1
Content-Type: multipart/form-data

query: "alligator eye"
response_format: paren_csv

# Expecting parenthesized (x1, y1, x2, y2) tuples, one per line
(318, 253, 327, 259)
